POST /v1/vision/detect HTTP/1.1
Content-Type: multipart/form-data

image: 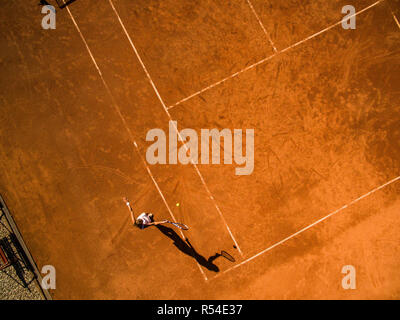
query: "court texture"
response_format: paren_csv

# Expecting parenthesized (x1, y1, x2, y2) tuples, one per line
(0, 0, 399, 299)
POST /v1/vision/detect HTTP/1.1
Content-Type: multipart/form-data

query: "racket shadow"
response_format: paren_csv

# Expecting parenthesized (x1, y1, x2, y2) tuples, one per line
(155, 225, 234, 272)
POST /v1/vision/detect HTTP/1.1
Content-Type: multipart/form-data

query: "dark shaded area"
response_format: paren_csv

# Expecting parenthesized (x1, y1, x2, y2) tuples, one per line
(39, 0, 77, 9)
(9, 233, 34, 273)
(0, 205, 37, 291)
(58, 0, 77, 9)
(38, 0, 51, 6)
(156, 225, 232, 272)
(0, 236, 35, 290)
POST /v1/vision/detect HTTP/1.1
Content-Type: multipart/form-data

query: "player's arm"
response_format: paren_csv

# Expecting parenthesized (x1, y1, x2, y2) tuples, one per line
(129, 208, 136, 225)
(148, 220, 168, 226)
(123, 197, 136, 224)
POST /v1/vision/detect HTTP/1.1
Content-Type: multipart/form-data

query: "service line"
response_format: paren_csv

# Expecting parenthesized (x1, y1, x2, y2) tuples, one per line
(169, 0, 383, 110)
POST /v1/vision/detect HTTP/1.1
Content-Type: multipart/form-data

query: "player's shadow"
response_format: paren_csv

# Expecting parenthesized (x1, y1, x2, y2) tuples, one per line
(156, 225, 223, 272)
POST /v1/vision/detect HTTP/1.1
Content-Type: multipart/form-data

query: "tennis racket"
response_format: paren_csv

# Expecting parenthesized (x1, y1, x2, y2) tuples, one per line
(163, 220, 189, 230)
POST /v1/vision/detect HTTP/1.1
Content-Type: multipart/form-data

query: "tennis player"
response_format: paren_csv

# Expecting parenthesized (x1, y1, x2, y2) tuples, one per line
(123, 197, 165, 229)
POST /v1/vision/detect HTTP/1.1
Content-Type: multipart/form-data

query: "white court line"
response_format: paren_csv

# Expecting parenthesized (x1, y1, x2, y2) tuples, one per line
(167, 54, 278, 109)
(169, 0, 383, 110)
(383, 0, 400, 29)
(280, 0, 382, 53)
(390, 10, 400, 29)
(64, 4, 208, 281)
(245, 0, 278, 52)
(211, 175, 400, 279)
(108, 0, 244, 257)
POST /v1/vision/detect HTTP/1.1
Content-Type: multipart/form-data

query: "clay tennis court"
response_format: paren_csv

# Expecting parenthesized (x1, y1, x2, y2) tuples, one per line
(0, 0, 399, 299)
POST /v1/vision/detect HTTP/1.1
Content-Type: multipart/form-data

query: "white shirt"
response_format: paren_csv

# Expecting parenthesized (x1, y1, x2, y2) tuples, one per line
(137, 213, 152, 227)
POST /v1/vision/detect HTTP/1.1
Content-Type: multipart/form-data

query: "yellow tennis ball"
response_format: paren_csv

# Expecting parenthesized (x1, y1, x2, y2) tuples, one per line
(176, 203, 180, 207)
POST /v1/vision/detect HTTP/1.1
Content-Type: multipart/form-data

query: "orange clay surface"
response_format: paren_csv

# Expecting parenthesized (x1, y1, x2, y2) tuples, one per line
(0, 0, 399, 299)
